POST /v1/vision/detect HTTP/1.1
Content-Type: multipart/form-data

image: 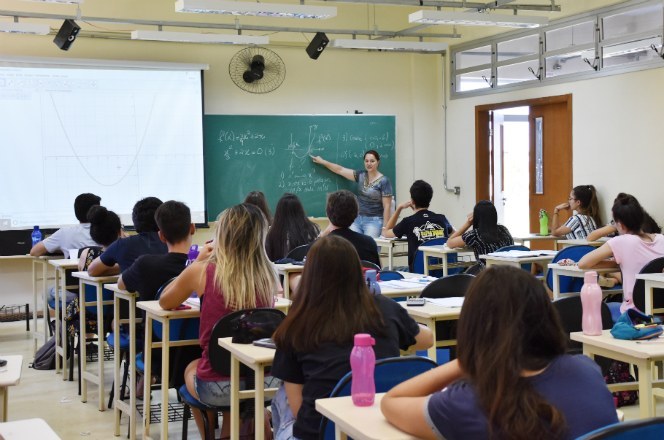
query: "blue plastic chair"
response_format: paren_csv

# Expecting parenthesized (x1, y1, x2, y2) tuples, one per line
(576, 417, 664, 439)
(493, 244, 533, 272)
(412, 237, 463, 277)
(377, 270, 404, 281)
(545, 245, 595, 294)
(319, 356, 438, 440)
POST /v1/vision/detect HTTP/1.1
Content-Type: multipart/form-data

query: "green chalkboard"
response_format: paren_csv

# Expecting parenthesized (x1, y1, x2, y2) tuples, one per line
(204, 115, 396, 219)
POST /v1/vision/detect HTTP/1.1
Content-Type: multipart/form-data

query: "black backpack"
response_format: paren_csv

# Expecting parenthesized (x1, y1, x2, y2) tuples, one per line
(31, 335, 56, 370)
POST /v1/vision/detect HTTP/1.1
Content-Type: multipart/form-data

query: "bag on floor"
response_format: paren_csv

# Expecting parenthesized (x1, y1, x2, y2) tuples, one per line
(604, 360, 638, 407)
(31, 335, 56, 370)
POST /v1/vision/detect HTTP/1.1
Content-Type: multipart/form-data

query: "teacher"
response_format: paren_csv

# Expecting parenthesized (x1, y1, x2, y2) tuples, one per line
(311, 149, 393, 238)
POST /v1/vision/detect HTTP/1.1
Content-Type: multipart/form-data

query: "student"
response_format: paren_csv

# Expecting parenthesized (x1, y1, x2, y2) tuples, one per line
(30, 192, 101, 258)
(87, 197, 167, 276)
(319, 190, 381, 267)
(382, 180, 454, 271)
(265, 193, 319, 261)
(159, 203, 279, 439)
(311, 150, 393, 238)
(244, 190, 272, 225)
(587, 209, 661, 241)
(270, 235, 433, 440)
(551, 185, 601, 239)
(447, 200, 513, 268)
(381, 266, 618, 440)
(579, 193, 664, 316)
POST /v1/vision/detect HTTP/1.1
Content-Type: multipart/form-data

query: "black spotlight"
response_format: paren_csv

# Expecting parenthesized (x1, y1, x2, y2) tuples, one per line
(53, 19, 80, 51)
(243, 55, 265, 83)
(306, 32, 329, 60)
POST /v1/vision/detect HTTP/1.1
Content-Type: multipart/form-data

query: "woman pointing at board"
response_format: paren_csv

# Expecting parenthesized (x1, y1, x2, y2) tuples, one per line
(311, 149, 393, 238)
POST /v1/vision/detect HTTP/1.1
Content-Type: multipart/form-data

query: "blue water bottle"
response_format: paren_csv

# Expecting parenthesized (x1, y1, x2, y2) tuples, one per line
(31, 226, 42, 247)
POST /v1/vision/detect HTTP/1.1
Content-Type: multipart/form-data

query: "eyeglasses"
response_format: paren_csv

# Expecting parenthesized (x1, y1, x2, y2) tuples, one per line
(568, 197, 576, 201)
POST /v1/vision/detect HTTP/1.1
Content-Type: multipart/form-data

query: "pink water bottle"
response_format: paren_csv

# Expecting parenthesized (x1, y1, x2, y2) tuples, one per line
(581, 271, 603, 336)
(350, 333, 376, 406)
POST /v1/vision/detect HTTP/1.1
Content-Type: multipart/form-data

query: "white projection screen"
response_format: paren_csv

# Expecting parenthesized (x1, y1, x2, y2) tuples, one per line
(0, 57, 207, 230)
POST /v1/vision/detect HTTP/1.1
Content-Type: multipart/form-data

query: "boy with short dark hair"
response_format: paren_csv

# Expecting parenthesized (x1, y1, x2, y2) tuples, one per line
(383, 180, 455, 271)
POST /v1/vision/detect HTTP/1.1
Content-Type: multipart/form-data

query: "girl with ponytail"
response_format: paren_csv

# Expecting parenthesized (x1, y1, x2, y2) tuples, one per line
(552, 185, 602, 239)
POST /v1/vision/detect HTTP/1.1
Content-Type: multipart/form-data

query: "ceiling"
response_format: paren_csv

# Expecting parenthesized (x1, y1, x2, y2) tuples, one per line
(0, 0, 631, 49)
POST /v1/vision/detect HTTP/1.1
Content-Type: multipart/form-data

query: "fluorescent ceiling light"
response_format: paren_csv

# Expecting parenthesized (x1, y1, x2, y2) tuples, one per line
(175, 0, 336, 19)
(22, 0, 84, 4)
(409, 11, 548, 29)
(0, 21, 51, 35)
(131, 30, 268, 45)
(332, 39, 448, 53)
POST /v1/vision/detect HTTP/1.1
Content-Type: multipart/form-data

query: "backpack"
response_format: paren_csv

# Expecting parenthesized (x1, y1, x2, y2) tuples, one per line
(604, 360, 638, 407)
(31, 335, 56, 370)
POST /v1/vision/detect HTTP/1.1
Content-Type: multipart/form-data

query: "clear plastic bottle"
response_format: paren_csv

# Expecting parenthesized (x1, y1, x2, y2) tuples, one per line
(31, 225, 42, 247)
(350, 333, 376, 406)
(581, 271, 603, 336)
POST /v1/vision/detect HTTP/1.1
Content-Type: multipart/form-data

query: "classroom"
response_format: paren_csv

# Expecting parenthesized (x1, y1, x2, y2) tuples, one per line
(1, 0, 664, 438)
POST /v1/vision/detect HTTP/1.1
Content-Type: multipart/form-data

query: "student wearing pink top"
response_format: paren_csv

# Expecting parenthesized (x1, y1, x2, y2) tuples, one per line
(159, 203, 279, 439)
(579, 193, 664, 316)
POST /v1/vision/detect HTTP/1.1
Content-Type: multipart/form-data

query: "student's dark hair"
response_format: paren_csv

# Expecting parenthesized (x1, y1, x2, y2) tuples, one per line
(473, 200, 501, 242)
(642, 211, 661, 234)
(410, 180, 433, 209)
(457, 266, 567, 440)
(265, 193, 319, 261)
(74, 193, 101, 223)
(244, 191, 272, 225)
(132, 197, 163, 233)
(572, 185, 602, 225)
(155, 201, 191, 244)
(326, 190, 358, 228)
(612, 193, 644, 233)
(87, 205, 121, 247)
(273, 235, 384, 352)
(364, 150, 380, 161)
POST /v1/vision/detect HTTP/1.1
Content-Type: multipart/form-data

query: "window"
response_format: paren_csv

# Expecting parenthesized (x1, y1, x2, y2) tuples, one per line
(497, 60, 541, 86)
(497, 35, 539, 62)
(602, 36, 663, 68)
(456, 69, 492, 92)
(546, 21, 595, 52)
(455, 45, 492, 70)
(545, 49, 596, 77)
(602, 3, 663, 40)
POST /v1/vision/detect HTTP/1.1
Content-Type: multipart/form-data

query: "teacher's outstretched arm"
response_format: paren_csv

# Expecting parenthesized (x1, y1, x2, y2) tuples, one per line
(310, 155, 355, 181)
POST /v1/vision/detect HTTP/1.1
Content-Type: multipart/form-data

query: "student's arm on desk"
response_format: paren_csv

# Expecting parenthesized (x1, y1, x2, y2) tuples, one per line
(87, 257, 120, 277)
(381, 359, 464, 440)
(284, 382, 304, 418)
(29, 242, 47, 257)
(412, 325, 434, 351)
(159, 261, 205, 310)
(587, 225, 617, 241)
(578, 243, 617, 270)
(447, 212, 472, 248)
(382, 200, 412, 238)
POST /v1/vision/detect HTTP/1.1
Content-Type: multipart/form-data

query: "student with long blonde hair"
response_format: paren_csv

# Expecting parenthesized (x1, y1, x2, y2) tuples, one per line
(159, 203, 279, 438)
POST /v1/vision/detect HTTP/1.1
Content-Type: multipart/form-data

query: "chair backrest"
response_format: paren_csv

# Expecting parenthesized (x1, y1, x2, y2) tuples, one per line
(377, 270, 404, 281)
(319, 356, 438, 440)
(545, 245, 596, 293)
(632, 257, 664, 313)
(208, 308, 286, 376)
(493, 244, 532, 271)
(286, 244, 311, 262)
(361, 260, 381, 271)
(576, 417, 664, 439)
(412, 237, 461, 276)
(420, 274, 475, 299)
(552, 296, 613, 354)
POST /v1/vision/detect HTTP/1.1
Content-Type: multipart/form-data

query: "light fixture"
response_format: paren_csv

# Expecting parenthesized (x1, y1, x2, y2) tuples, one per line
(131, 30, 269, 45)
(409, 11, 548, 29)
(331, 39, 448, 53)
(175, 0, 337, 19)
(22, 0, 84, 4)
(0, 21, 50, 35)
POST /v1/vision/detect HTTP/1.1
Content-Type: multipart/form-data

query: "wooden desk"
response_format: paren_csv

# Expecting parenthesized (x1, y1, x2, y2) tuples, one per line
(556, 238, 607, 250)
(106, 283, 140, 440)
(137, 300, 200, 440)
(72, 271, 119, 411)
(0, 418, 61, 439)
(274, 296, 291, 314)
(48, 258, 79, 379)
(419, 246, 472, 277)
(316, 394, 416, 440)
(374, 237, 408, 270)
(0, 355, 23, 422)
(218, 337, 279, 440)
(512, 234, 558, 249)
(571, 331, 664, 418)
(399, 302, 461, 362)
(547, 264, 616, 300)
(274, 263, 304, 299)
(635, 273, 664, 315)
(481, 252, 556, 269)
(31, 255, 58, 350)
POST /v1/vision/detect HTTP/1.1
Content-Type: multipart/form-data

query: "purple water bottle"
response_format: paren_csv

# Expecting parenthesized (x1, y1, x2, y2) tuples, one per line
(581, 271, 603, 336)
(186, 244, 199, 266)
(350, 333, 376, 406)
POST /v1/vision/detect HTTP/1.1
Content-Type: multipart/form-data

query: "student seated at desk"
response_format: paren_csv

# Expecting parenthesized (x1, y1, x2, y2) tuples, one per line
(270, 235, 433, 440)
(382, 180, 454, 272)
(551, 185, 602, 239)
(159, 203, 280, 439)
(381, 266, 618, 440)
(244, 190, 273, 226)
(266, 193, 319, 262)
(87, 197, 167, 276)
(30, 192, 101, 259)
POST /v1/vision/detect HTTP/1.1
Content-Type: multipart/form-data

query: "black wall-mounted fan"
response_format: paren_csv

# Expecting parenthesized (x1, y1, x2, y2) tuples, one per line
(229, 46, 286, 94)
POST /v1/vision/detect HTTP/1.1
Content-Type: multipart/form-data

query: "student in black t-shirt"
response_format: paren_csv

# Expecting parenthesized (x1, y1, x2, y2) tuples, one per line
(382, 180, 455, 271)
(271, 235, 432, 440)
